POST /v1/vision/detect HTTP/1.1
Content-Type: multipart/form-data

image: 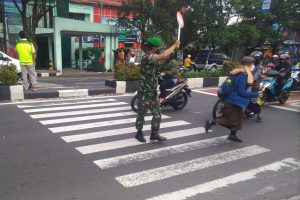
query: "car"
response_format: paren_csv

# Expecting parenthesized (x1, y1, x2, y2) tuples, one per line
(193, 52, 230, 71)
(0, 51, 25, 85)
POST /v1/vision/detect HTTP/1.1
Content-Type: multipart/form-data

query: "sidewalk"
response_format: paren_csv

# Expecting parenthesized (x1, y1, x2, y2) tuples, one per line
(24, 68, 115, 99)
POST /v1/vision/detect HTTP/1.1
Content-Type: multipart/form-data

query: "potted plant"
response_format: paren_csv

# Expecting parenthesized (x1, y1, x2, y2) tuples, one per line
(0, 64, 24, 101)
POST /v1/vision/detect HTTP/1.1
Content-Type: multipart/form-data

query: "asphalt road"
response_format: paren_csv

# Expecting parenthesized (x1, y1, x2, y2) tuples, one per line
(0, 92, 299, 200)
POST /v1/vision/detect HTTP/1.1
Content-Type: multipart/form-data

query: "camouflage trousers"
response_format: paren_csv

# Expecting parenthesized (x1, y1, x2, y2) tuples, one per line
(135, 91, 161, 131)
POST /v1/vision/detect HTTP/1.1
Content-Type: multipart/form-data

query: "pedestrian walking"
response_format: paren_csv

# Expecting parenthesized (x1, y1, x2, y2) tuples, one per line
(205, 56, 259, 143)
(16, 31, 37, 91)
(135, 37, 180, 143)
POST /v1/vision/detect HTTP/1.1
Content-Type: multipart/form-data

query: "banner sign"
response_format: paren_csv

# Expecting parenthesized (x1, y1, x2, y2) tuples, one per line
(261, 0, 271, 12)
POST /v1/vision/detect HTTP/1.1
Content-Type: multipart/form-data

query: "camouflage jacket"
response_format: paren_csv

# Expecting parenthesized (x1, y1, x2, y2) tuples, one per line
(138, 53, 160, 95)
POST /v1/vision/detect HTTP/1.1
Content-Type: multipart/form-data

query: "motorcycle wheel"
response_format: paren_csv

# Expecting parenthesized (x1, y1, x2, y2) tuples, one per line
(131, 95, 138, 113)
(212, 99, 224, 120)
(172, 92, 188, 110)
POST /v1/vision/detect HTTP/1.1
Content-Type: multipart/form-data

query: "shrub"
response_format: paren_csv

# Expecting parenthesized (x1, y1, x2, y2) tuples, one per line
(223, 60, 240, 73)
(114, 62, 141, 81)
(181, 69, 228, 78)
(0, 64, 18, 85)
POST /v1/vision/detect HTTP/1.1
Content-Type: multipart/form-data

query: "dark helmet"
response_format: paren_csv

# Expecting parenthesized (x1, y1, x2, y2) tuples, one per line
(250, 51, 263, 65)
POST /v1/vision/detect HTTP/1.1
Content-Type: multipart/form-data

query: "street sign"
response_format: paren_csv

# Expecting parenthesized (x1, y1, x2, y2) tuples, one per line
(176, 12, 184, 28)
(261, 0, 271, 12)
(176, 12, 184, 40)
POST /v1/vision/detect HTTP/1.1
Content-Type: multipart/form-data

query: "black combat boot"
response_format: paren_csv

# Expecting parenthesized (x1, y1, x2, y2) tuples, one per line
(135, 130, 146, 143)
(150, 128, 167, 141)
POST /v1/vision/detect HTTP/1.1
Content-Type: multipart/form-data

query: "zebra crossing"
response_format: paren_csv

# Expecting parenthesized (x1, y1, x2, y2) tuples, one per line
(17, 97, 300, 200)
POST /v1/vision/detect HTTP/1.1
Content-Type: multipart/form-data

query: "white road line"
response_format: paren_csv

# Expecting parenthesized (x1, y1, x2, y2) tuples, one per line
(29, 106, 131, 119)
(76, 127, 206, 154)
(0, 94, 134, 106)
(192, 90, 217, 96)
(17, 98, 117, 108)
(268, 105, 300, 113)
(40, 111, 137, 125)
(50, 115, 170, 133)
(94, 136, 228, 169)
(23, 102, 128, 113)
(115, 145, 270, 188)
(145, 158, 300, 200)
(62, 121, 190, 143)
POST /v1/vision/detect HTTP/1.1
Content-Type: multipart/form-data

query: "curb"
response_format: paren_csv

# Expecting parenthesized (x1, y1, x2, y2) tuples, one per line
(23, 88, 115, 100)
(105, 77, 228, 94)
(37, 72, 62, 77)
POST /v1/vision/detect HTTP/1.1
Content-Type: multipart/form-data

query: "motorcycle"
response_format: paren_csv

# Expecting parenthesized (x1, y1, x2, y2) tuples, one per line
(212, 99, 258, 119)
(260, 69, 293, 104)
(131, 79, 192, 113)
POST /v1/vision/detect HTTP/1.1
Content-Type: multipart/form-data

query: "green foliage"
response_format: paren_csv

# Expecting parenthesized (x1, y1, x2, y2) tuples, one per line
(114, 62, 141, 81)
(181, 70, 228, 78)
(0, 65, 18, 85)
(222, 60, 241, 72)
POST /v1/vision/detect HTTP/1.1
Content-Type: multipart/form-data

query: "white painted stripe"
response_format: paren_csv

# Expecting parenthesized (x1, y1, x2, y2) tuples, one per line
(192, 90, 217, 96)
(23, 102, 128, 113)
(30, 106, 131, 119)
(145, 158, 300, 200)
(94, 136, 228, 169)
(115, 145, 270, 187)
(1, 94, 134, 106)
(268, 105, 300, 113)
(282, 195, 300, 200)
(40, 111, 137, 125)
(62, 120, 190, 143)
(50, 115, 170, 133)
(17, 98, 117, 108)
(76, 127, 207, 154)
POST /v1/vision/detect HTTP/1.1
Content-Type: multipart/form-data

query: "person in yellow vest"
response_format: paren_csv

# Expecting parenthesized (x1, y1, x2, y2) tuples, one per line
(184, 54, 195, 71)
(16, 31, 37, 91)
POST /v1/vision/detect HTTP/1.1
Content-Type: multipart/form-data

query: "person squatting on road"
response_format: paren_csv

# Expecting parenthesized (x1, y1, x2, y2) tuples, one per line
(204, 56, 259, 143)
(135, 37, 180, 143)
(16, 31, 37, 91)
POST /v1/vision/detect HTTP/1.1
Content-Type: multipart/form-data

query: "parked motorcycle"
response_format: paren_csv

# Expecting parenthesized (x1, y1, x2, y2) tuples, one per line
(131, 79, 192, 113)
(260, 69, 293, 104)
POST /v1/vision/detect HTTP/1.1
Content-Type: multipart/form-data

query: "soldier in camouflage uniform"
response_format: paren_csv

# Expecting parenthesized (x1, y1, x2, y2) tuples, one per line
(135, 37, 180, 143)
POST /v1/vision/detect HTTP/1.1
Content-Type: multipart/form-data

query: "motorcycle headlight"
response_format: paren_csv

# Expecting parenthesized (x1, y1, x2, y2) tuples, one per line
(262, 83, 271, 88)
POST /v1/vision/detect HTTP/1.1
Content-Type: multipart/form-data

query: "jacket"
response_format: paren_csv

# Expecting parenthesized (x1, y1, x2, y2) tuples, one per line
(225, 73, 259, 109)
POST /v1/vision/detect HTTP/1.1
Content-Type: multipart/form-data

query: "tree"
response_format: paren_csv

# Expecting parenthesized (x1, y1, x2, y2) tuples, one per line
(12, 0, 56, 45)
(118, 0, 189, 45)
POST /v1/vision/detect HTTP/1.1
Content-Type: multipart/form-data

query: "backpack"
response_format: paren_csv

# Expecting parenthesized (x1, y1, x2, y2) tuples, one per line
(217, 76, 235, 100)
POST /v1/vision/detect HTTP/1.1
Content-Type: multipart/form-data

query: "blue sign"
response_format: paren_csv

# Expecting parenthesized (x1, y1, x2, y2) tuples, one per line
(261, 0, 271, 12)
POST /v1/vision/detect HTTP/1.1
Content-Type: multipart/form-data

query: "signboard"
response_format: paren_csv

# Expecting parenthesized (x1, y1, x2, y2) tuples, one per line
(176, 12, 184, 28)
(176, 12, 184, 40)
(261, 0, 271, 12)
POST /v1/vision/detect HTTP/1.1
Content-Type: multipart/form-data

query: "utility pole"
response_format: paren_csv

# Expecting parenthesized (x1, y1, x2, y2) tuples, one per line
(0, 0, 7, 53)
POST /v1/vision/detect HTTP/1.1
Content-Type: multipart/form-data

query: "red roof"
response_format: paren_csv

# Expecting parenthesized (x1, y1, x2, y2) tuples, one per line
(70, 0, 122, 7)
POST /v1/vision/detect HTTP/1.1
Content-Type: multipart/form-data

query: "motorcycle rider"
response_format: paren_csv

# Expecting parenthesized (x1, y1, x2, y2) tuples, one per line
(249, 52, 264, 122)
(274, 53, 292, 97)
(159, 56, 180, 102)
(135, 37, 180, 143)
